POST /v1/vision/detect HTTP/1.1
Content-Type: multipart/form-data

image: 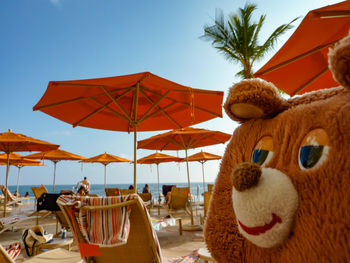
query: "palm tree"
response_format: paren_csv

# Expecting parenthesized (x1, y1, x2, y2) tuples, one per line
(202, 3, 298, 79)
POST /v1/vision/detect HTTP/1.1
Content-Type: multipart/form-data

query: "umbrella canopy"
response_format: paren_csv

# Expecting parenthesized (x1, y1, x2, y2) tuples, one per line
(33, 72, 224, 192)
(255, 1, 350, 96)
(0, 153, 43, 200)
(137, 127, 231, 229)
(80, 153, 130, 190)
(25, 149, 85, 192)
(0, 129, 59, 216)
(180, 151, 221, 191)
(137, 152, 182, 215)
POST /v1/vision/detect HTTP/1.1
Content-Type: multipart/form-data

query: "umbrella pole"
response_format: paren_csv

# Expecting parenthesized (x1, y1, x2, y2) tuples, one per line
(16, 166, 22, 202)
(157, 164, 160, 216)
(201, 161, 206, 193)
(104, 164, 107, 191)
(133, 127, 137, 193)
(185, 149, 194, 226)
(53, 161, 57, 192)
(3, 153, 10, 217)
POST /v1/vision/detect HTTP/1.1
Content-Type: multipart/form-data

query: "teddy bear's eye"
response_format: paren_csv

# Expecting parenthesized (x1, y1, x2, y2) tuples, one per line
(299, 129, 330, 170)
(251, 136, 273, 167)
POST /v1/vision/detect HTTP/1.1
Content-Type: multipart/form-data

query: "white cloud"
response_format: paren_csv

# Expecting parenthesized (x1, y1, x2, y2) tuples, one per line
(49, 0, 62, 8)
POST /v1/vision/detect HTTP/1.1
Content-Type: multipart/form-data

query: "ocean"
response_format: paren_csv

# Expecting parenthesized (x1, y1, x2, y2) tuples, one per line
(8, 182, 212, 202)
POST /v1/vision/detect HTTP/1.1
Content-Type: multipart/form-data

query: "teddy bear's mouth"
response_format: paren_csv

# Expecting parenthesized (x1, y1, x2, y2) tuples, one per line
(238, 213, 282, 236)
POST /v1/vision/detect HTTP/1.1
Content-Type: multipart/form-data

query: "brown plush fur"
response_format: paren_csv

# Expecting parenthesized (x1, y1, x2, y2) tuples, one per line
(224, 79, 287, 123)
(205, 36, 350, 262)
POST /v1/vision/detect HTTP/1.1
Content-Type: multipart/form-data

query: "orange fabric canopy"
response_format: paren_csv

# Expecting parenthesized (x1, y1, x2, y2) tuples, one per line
(80, 153, 130, 190)
(33, 72, 224, 132)
(25, 149, 85, 162)
(255, 1, 350, 96)
(80, 153, 130, 165)
(0, 153, 43, 166)
(0, 129, 58, 216)
(0, 129, 59, 153)
(33, 72, 224, 191)
(181, 151, 221, 163)
(137, 127, 231, 151)
(137, 152, 182, 164)
(138, 127, 230, 227)
(25, 149, 85, 192)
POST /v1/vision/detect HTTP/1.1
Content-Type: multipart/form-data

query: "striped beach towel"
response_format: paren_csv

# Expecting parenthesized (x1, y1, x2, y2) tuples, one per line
(5, 242, 21, 261)
(57, 194, 134, 247)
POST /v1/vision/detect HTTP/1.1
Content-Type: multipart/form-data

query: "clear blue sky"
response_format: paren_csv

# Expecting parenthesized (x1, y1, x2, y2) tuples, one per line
(0, 0, 341, 187)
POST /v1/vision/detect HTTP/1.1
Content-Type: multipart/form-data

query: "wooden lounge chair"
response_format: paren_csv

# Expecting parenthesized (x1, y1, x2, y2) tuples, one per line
(0, 185, 24, 206)
(105, 188, 120, 196)
(207, 184, 214, 192)
(0, 215, 37, 234)
(200, 191, 212, 225)
(0, 245, 83, 263)
(29, 187, 51, 223)
(119, 189, 135, 195)
(137, 192, 154, 212)
(58, 195, 162, 263)
(168, 187, 190, 217)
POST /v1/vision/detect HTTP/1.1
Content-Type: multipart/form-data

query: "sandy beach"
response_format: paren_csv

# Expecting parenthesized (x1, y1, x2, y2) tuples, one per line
(0, 200, 207, 262)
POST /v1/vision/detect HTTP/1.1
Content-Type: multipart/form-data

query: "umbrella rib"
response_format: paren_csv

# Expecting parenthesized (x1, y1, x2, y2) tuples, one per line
(292, 67, 329, 95)
(34, 84, 132, 111)
(90, 98, 130, 122)
(172, 89, 223, 95)
(73, 104, 107, 127)
(316, 10, 350, 18)
(100, 86, 133, 122)
(165, 136, 186, 150)
(140, 90, 182, 128)
(145, 89, 222, 117)
(188, 134, 212, 148)
(138, 91, 171, 124)
(256, 40, 339, 76)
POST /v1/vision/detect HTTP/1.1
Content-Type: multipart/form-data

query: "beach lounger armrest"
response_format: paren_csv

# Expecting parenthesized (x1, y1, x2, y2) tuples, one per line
(80, 199, 137, 211)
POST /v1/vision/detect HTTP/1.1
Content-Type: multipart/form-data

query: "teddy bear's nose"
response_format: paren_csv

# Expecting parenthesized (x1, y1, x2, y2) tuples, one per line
(232, 162, 262, 191)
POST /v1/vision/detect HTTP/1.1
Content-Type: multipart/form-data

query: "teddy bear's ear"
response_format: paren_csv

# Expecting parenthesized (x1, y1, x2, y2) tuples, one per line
(329, 34, 350, 89)
(224, 78, 287, 123)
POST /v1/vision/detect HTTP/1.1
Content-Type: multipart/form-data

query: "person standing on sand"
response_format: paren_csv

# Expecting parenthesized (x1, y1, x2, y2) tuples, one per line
(75, 176, 91, 194)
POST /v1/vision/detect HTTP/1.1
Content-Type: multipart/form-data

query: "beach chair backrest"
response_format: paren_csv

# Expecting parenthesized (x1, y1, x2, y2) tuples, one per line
(169, 187, 189, 210)
(0, 186, 15, 202)
(138, 192, 152, 202)
(119, 189, 134, 195)
(105, 188, 119, 196)
(162, 184, 175, 197)
(0, 245, 15, 263)
(31, 186, 48, 200)
(207, 184, 214, 192)
(204, 191, 212, 217)
(58, 196, 162, 263)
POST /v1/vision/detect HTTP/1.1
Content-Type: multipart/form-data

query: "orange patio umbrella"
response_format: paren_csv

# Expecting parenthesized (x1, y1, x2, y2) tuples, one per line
(137, 152, 182, 215)
(0, 129, 59, 216)
(25, 149, 86, 192)
(33, 72, 224, 192)
(80, 152, 130, 190)
(0, 153, 43, 200)
(137, 127, 231, 230)
(255, 1, 350, 96)
(180, 151, 221, 192)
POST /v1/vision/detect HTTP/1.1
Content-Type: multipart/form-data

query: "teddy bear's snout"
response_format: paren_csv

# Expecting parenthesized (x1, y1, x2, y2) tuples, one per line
(232, 162, 261, 191)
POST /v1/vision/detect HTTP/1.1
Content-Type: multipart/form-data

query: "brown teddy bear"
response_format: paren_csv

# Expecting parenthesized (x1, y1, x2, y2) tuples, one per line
(204, 35, 350, 262)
